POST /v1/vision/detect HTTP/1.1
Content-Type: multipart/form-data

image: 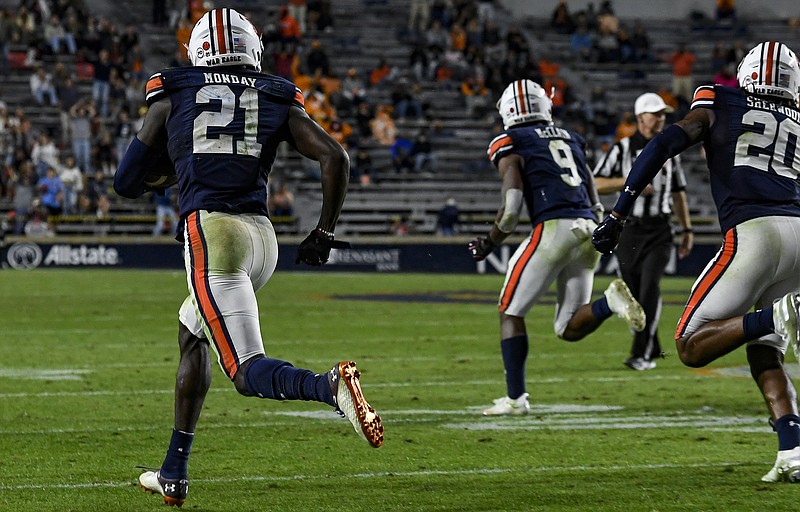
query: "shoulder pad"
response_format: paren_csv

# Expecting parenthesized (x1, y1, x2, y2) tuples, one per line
(258, 75, 305, 110)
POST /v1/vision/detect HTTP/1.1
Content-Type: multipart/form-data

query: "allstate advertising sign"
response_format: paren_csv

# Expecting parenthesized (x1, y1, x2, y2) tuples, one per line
(3, 242, 183, 269)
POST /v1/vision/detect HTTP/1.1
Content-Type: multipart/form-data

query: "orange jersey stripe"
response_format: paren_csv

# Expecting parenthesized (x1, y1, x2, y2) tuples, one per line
(488, 135, 512, 159)
(215, 9, 227, 53)
(145, 76, 163, 95)
(500, 223, 543, 312)
(674, 229, 736, 339)
(692, 89, 715, 102)
(187, 212, 238, 378)
(293, 89, 305, 106)
(764, 41, 776, 86)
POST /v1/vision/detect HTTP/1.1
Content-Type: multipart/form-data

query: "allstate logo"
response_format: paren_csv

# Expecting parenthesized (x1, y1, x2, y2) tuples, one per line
(7, 242, 43, 270)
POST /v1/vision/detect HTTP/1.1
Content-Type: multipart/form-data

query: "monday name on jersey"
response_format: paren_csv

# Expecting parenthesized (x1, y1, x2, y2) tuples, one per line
(202, 71, 257, 88)
(746, 95, 800, 123)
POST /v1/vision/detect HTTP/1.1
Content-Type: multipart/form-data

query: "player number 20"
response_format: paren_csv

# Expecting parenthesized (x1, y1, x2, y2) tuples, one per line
(192, 85, 262, 157)
(734, 110, 800, 179)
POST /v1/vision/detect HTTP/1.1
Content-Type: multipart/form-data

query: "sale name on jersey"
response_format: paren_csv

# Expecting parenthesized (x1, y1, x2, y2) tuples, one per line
(203, 72, 257, 87)
(746, 95, 800, 123)
(534, 126, 572, 140)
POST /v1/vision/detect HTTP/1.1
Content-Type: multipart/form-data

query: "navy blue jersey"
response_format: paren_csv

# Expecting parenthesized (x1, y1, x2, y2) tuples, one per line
(487, 124, 595, 225)
(691, 85, 800, 232)
(145, 66, 305, 218)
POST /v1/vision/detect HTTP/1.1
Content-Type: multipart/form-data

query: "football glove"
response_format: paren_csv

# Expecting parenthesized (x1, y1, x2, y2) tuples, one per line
(468, 236, 496, 261)
(295, 228, 351, 266)
(591, 214, 625, 255)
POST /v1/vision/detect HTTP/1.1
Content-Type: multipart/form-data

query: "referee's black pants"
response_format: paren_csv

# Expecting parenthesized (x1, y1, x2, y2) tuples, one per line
(615, 217, 673, 361)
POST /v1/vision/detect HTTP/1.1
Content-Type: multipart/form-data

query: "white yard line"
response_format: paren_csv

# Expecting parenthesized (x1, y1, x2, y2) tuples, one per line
(0, 461, 748, 491)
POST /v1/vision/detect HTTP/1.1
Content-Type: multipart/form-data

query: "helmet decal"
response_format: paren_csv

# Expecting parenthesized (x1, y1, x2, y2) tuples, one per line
(187, 8, 263, 72)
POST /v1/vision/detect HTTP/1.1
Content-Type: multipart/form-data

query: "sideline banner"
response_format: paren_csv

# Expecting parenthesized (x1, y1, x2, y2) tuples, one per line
(1, 240, 720, 276)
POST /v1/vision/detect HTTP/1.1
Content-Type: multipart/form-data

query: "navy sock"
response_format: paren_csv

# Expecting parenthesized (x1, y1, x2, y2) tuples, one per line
(244, 357, 334, 406)
(774, 414, 800, 451)
(743, 307, 774, 340)
(591, 296, 613, 321)
(160, 429, 193, 479)
(501, 335, 528, 399)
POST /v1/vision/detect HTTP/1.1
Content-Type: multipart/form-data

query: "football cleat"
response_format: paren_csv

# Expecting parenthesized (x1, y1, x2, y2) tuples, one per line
(605, 279, 646, 332)
(138, 469, 188, 507)
(762, 446, 800, 483)
(623, 357, 656, 371)
(482, 393, 530, 416)
(772, 292, 800, 358)
(329, 361, 384, 448)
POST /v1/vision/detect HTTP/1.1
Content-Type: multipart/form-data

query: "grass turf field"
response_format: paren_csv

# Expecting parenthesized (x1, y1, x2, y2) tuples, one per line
(1, 269, 798, 511)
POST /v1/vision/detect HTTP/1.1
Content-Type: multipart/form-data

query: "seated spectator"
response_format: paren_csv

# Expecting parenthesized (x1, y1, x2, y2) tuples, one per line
(306, 39, 330, 76)
(355, 101, 374, 138)
(269, 181, 295, 217)
(392, 80, 425, 119)
(370, 105, 397, 146)
(390, 134, 415, 173)
(369, 57, 397, 88)
(308, 0, 334, 33)
(551, 0, 574, 34)
(449, 23, 467, 52)
(328, 118, 353, 148)
(11, 160, 37, 234)
(38, 166, 64, 219)
(30, 67, 58, 107)
(45, 15, 76, 55)
(351, 145, 374, 186)
(615, 111, 637, 141)
(31, 132, 59, 178)
(570, 25, 594, 60)
(337, 68, 366, 115)
(425, 19, 449, 55)
(437, 197, 460, 236)
(460, 75, 489, 118)
(390, 215, 411, 236)
(409, 42, 430, 82)
(412, 128, 436, 173)
(630, 21, 651, 63)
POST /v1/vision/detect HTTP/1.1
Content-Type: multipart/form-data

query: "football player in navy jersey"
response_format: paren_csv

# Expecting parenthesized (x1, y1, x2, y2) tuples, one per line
(468, 80, 645, 416)
(114, 9, 383, 507)
(593, 41, 800, 482)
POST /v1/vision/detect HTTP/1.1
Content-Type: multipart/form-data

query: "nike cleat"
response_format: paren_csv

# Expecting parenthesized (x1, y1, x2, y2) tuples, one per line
(329, 361, 384, 448)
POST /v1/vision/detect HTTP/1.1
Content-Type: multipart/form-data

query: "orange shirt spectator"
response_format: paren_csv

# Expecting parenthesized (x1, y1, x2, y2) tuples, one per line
(370, 106, 397, 146)
(539, 58, 560, 80)
(176, 18, 192, 52)
(543, 77, 567, 109)
(279, 7, 302, 42)
(615, 111, 637, 141)
(189, 0, 205, 23)
(449, 24, 467, 52)
(369, 59, 393, 87)
(328, 119, 353, 148)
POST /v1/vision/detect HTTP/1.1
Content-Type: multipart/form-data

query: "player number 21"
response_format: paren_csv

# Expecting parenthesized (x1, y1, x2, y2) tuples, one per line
(734, 110, 800, 179)
(192, 85, 262, 157)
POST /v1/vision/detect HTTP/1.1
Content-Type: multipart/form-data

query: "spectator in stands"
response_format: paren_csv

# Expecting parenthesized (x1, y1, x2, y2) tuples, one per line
(425, 19, 449, 55)
(84, 170, 110, 218)
(437, 197, 460, 236)
(390, 215, 411, 236)
(449, 22, 467, 53)
(328, 118, 353, 149)
(412, 128, 436, 174)
(355, 101, 374, 138)
(114, 110, 134, 167)
(351, 144, 373, 186)
(338, 68, 366, 115)
(92, 49, 113, 118)
(551, 0, 574, 34)
(308, 0, 334, 33)
(11, 160, 36, 234)
(306, 39, 330, 76)
(615, 111, 637, 141)
(175, 16, 192, 52)
(31, 132, 59, 178)
(45, 14, 76, 55)
(58, 154, 82, 215)
(630, 20, 651, 63)
(570, 24, 594, 61)
(268, 181, 295, 218)
(152, 188, 179, 236)
(69, 99, 96, 174)
(390, 134, 415, 173)
(278, 6, 302, 46)
(461, 75, 490, 118)
(95, 130, 115, 176)
(38, 166, 64, 222)
(30, 66, 58, 107)
(666, 42, 697, 102)
(408, 0, 430, 33)
(392, 80, 425, 119)
(715, 0, 736, 23)
(288, 0, 308, 34)
(369, 57, 397, 89)
(482, 19, 504, 62)
(370, 105, 397, 146)
(24, 199, 53, 237)
(713, 63, 738, 87)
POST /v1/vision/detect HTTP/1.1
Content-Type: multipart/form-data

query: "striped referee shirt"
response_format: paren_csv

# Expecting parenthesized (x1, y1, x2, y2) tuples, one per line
(593, 131, 687, 219)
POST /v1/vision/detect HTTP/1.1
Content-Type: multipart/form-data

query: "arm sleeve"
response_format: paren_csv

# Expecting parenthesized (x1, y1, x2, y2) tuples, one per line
(113, 137, 160, 198)
(612, 124, 692, 215)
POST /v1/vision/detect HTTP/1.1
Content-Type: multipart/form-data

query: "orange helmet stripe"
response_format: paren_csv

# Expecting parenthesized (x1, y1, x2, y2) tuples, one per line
(515, 80, 527, 115)
(215, 9, 227, 53)
(764, 41, 776, 86)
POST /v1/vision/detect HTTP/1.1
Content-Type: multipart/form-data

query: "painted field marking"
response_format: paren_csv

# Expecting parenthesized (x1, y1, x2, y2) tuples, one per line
(0, 461, 749, 492)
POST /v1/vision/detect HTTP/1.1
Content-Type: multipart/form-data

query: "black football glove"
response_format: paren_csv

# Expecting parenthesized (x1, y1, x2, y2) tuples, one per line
(468, 236, 496, 261)
(295, 228, 351, 266)
(591, 214, 625, 255)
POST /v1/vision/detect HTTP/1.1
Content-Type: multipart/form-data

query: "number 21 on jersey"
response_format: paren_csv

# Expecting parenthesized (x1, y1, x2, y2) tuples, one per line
(192, 84, 262, 157)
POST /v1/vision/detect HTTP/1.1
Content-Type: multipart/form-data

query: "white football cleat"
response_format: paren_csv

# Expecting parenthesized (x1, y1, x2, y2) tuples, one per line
(482, 393, 530, 416)
(329, 361, 384, 448)
(138, 469, 188, 507)
(605, 279, 646, 332)
(773, 292, 800, 358)
(762, 446, 800, 483)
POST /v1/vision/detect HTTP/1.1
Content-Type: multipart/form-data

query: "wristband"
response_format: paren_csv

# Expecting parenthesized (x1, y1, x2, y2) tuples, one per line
(315, 227, 334, 238)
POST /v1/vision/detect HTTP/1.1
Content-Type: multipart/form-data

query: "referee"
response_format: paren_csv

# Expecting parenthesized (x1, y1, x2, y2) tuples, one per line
(593, 92, 694, 370)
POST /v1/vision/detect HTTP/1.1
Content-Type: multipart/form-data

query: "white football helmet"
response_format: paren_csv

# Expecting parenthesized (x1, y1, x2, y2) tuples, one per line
(736, 41, 800, 103)
(496, 80, 553, 129)
(187, 8, 263, 72)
